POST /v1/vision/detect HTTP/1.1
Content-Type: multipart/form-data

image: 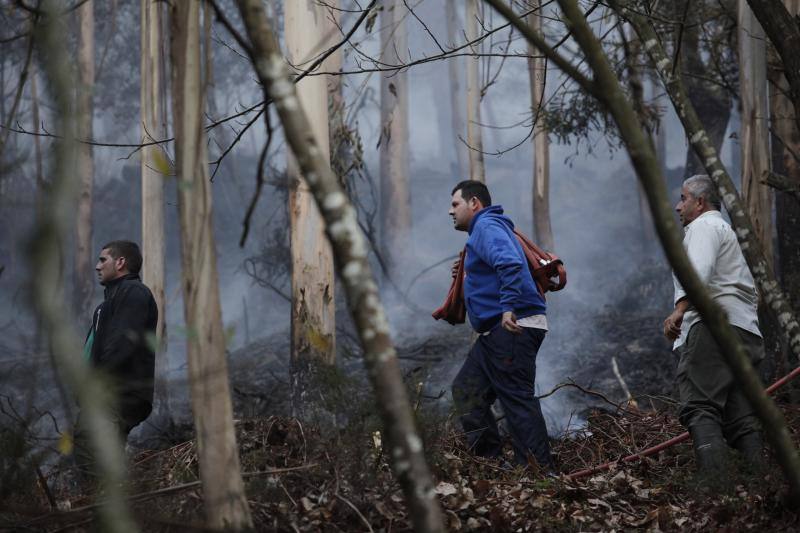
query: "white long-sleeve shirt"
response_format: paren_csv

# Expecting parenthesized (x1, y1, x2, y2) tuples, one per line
(672, 210, 761, 349)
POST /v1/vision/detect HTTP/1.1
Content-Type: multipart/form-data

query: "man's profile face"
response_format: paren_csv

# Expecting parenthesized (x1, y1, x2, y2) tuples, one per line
(95, 248, 126, 286)
(449, 189, 480, 232)
(675, 185, 704, 227)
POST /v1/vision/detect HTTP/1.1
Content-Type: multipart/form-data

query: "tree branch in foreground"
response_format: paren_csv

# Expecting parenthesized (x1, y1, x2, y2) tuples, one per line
(235, 0, 444, 531)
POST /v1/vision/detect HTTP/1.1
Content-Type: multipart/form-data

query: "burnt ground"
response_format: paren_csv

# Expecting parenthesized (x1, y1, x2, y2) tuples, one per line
(2, 262, 799, 531)
(5, 406, 799, 531)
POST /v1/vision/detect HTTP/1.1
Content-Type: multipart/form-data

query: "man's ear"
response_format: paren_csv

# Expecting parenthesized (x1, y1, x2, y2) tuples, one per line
(469, 197, 482, 211)
(115, 256, 127, 271)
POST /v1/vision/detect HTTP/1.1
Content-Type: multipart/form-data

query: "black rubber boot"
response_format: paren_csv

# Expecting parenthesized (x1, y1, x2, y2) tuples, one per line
(733, 431, 764, 470)
(689, 424, 729, 476)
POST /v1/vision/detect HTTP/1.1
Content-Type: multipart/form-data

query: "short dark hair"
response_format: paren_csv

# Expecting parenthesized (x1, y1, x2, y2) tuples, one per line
(102, 240, 143, 274)
(452, 180, 491, 207)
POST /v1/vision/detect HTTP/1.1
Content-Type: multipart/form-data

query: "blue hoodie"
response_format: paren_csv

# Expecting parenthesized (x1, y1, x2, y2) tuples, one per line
(464, 205, 546, 333)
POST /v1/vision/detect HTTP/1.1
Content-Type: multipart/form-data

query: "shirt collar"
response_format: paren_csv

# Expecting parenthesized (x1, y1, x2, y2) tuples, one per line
(686, 209, 722, 229)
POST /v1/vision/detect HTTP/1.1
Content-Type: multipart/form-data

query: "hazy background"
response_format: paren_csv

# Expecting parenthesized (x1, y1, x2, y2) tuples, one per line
(0, 0, 745, 446)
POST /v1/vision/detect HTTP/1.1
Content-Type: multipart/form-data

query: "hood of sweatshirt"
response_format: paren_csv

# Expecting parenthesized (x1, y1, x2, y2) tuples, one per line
(467, 205, 514, 235)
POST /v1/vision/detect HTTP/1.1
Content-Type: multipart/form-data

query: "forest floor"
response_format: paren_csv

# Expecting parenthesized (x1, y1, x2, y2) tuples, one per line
(5, 404, 800, 532)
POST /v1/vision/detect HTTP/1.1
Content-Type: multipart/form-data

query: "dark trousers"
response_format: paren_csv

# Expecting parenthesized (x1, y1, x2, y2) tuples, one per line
(452, 326, 553, 468)
(676, 322, 764, 445)
(73, 396, 151, 478)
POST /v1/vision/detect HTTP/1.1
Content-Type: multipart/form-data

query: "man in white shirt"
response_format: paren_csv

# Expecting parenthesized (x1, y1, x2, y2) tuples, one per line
(663, 175, 765, 474)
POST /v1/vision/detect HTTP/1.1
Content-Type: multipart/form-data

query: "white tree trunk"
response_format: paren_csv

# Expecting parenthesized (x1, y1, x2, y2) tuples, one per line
(738, 0, 774, 262)
(74, 0, 94, 317)
(465, 0, 485, 182)
(379, 0, 412, 270)
(527, 3, 554, 250)
(446, 0, 467, 178)
(30, 61, 44, 194)
(170, 2, 253, 528)
(284, 0, 337, 408)
(140, 0, 168, 417)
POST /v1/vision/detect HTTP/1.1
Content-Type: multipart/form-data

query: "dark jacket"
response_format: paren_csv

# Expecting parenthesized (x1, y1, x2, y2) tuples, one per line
(87, 273, 158, 413)
(464, 205, 546, 333)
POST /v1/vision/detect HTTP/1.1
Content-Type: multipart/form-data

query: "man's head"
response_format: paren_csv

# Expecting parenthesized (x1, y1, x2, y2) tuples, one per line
(96, 240, 142, 286)
(676, 174, 721, 227)
(449, 180, 492, 231)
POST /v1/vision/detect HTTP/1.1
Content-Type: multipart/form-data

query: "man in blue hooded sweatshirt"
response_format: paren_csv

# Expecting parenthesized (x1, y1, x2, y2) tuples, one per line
(448, 180, 555, 471)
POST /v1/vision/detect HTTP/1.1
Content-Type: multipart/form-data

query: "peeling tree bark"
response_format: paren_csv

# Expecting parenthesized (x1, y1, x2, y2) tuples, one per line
(285, 0, 337, 411)
(379, 0, 412, 270)
(235, 1, 444, 529)
(466, 0, 486, 182)
(738, 0, 774, 263)
(73, 0, 95, 319)
(170, 2, 253, 529)
(31, 3, 135, 531)
(485, 0, 800, 506)
(140, 0, 168, 418)
(527, 2, 554, 251)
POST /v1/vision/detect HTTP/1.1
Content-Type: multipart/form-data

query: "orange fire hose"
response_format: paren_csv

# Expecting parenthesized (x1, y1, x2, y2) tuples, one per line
(565, 364, 800, 480)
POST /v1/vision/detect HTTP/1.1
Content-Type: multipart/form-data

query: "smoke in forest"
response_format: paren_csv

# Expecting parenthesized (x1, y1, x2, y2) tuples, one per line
(0, 0, 746, 440)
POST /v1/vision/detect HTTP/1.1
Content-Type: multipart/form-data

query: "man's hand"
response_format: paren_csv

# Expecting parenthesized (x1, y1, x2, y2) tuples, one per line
(502, 311, 522, 334)
(663, 308, 684, 340)
(664, 298, 690, 341)
(451, 257, 461, 278)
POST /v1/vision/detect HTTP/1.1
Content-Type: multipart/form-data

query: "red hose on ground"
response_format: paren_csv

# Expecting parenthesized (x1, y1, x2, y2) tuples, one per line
(565, 364, 800, 481)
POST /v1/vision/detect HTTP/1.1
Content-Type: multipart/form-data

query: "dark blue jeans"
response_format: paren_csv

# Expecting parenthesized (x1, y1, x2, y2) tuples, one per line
(452, 326, 553, 468)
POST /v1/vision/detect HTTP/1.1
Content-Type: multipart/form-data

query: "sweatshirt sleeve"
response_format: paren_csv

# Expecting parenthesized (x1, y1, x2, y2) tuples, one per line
(472, 220, 526, 312)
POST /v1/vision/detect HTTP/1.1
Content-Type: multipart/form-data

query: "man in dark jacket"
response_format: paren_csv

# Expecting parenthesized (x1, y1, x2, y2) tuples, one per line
(80, 240, 158, 448)
(448, 180, 555, 471)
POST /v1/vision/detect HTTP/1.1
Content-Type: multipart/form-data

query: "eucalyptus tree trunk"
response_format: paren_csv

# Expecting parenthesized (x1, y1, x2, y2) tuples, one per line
(140, 0, 168, 417)
(170, 2, 253, 528)
(328, 0, 346, 186)
(379, 0, 412, 270)
(31, 61, 44, 195)
(446, 0, 467, 177)
(235, 1, 444, 529)
(466, 0, 485, 182)
(746, 0, 800, 134)
(676, 0, 732, 180)
(738, 0, 774, 262)
(73, 0, 95, 318)
(285, 0, 336, 410)
(527, 2, 554, 250)
(31, 3, 135, 531)
(625, 25, 656, 245)
(768, 0, 800, 374)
